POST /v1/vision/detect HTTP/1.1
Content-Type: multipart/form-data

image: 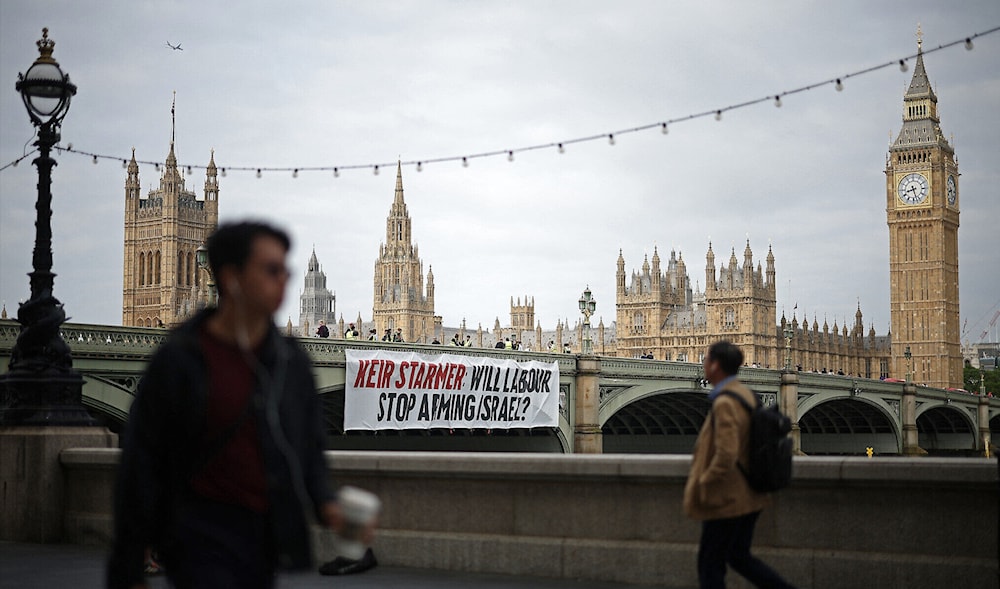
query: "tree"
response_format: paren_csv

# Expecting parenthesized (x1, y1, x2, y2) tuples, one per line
(964, 365, 1000, 395)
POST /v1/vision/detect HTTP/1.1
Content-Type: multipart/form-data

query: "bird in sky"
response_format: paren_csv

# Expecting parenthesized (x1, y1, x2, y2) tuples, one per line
(165, 42, 183, 51)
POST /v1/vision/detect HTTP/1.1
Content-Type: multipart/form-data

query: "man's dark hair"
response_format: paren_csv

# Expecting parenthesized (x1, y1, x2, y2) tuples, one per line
(207, 221, 291, 290)
(708, 340, 743, 376)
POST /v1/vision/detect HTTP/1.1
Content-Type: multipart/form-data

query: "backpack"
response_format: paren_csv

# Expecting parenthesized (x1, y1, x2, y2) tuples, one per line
(719, 390, 793, 493)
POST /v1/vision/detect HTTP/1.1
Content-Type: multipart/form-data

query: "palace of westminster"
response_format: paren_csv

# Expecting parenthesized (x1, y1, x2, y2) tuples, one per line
(120, 38, 964, 389)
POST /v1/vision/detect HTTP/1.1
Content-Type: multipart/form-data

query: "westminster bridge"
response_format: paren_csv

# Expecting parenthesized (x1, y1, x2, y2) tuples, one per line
(1, 319, 996, 455)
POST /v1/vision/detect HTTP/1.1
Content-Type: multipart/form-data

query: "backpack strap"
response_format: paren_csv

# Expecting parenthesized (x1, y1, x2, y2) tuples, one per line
(719, 389, 757, 412)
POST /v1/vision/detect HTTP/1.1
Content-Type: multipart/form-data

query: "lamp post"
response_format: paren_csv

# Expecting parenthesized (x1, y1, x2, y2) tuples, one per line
(0, 29, 92, 425)
(195, 244, 216, 307)
(578, 286, 596, 355)
(904, 346, 912, 382)
(783, 323, 794, 372)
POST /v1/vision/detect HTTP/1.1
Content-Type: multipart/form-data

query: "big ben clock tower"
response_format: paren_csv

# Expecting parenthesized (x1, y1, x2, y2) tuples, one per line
(886, 27, 961, 389)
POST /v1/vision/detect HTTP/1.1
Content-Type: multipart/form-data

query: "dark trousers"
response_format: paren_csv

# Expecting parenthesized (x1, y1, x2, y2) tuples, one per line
(698, 511, 795, 589)
(162, 498, 276, 589)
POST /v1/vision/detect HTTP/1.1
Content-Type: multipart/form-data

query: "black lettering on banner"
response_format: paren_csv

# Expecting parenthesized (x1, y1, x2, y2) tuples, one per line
(377, 392, 388, 421)
(393, 393, 416, 421)
(417, 394, 430, 420)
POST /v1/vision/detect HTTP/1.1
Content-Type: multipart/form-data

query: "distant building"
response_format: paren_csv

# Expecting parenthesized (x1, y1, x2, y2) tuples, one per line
(371, 162, 439, 343)
(297, 247, 336, 336)
(122, 96, 217, 327)
(615, 242, 890, 377)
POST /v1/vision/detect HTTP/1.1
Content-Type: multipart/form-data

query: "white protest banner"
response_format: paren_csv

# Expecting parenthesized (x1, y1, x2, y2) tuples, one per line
(344, 349, 560, 430)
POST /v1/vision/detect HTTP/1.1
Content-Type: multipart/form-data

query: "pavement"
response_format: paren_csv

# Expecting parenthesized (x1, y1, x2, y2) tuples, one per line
(0, 542, 656, 589)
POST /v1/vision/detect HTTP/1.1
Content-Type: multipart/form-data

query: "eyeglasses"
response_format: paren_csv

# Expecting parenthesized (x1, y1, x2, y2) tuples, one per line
(252, 261, 289, 279)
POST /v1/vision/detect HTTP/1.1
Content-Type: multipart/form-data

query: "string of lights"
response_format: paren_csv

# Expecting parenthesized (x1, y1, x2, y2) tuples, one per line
(1, 26, 997, 177)
(0, 148, 39, 173)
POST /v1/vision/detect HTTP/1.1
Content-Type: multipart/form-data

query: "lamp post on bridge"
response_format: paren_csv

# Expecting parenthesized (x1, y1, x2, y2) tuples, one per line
(782, 323, 794, 372)
(904, 346, 912, 382)
(195, 244, 216, 307)
(578, 286, 596, 355)
(0, 29, 93, 426)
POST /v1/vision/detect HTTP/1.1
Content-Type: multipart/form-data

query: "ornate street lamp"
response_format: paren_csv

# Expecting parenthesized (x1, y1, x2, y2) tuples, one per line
(578, 286, 596, 355)
(782, 323, 794, 372)
(196, 243, 216, 307)
(0, 29, 92, 425)
(904, 346, 912, 382)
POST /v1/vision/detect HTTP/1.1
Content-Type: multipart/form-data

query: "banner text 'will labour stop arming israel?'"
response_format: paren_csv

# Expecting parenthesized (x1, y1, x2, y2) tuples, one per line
(344, 349, 560, 430)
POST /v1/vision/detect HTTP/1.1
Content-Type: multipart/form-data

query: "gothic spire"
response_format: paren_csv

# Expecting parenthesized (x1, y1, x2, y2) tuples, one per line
(394, 160, 404, 206)
(308, 246, 319, 272)
(165, 93, 179, 175)
(905, 25, 936, 102)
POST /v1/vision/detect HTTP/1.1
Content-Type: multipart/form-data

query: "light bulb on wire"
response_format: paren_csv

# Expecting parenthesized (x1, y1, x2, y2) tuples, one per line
(608, 134, 615, 145)
(333, 168, 339, 178)
(774, 95, 782, 108)
(292, 169, 298, 178)
(835, 78, 844, 91)
(507, 151, 514, 162)
(558, 143, 564, 154)
(416, 161, 423, 172)
(899, 59, 908, 72)
(965, 37, 974, 50)
(256, 168, 262, 178)
(92, 155, 98, 165)
(220, 168, 227, 177)
(661, 123, 669, 134)
(373, 165, 379, 175)
(714, 110, 722, 121)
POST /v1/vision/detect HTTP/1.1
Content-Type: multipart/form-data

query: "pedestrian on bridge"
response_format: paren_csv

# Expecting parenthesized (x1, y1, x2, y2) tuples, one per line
(683, 340, 796, 589)
(108, 221, 362, 589)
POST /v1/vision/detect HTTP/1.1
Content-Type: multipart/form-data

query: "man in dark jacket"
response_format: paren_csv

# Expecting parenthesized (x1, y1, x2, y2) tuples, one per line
(108, 222, 345, 589)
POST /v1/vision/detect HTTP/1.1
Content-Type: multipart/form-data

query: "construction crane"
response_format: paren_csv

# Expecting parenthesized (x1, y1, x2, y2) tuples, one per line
(980, 310, 1000, 342)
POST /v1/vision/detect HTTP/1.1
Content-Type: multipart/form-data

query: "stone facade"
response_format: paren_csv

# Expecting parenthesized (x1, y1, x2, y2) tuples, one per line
(121, 97, 217, 327)
(297, 248, 336, 336)
(371, 162, 439, 343)
(885, 34, 962, 389)
(615, 242, 891, 377)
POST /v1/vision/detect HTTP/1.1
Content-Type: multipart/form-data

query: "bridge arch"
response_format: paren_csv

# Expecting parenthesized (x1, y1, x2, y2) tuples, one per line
(80, 374, 137, 427)
(601, 389, 712, 454)
(915, 403, 977, 454)
(798, 396, 900, 455)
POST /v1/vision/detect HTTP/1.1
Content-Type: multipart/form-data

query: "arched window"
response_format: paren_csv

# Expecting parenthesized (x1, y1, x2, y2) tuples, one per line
(633, 312, 644, 334)
(178, 251, 185, 287)
(724, 307, 736, 328)
(138, 252, 146, 286)
(154, 251, 161, 284)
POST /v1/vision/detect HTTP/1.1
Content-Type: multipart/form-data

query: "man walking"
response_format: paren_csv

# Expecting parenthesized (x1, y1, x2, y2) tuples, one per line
(108, 222, 347, 589)
(683, 340, 795, 589)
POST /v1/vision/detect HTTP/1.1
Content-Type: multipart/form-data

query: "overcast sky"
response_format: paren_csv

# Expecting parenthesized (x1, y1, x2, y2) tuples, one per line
(1, 1, 998, 343)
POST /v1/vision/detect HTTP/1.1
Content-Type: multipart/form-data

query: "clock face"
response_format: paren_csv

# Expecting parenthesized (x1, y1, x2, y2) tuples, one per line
(947, 175, 957, 205)
(897, 173, 929, 205)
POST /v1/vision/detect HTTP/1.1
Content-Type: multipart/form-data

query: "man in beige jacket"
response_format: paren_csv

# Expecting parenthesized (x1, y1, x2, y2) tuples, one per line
(684, 341, 795, 589)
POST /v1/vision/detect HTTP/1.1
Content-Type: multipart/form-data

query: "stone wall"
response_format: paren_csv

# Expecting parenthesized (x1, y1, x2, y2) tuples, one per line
(60, 449, 997, 588)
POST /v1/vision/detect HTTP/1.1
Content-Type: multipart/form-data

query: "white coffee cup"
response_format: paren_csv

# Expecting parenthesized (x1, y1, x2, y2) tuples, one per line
(334, 485, 381, 560)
